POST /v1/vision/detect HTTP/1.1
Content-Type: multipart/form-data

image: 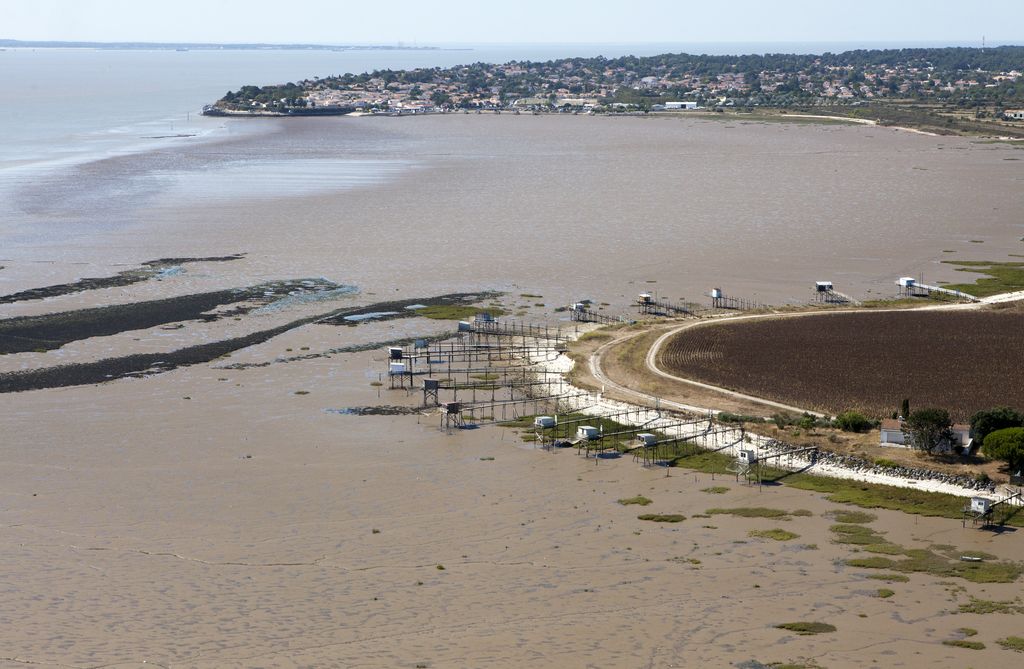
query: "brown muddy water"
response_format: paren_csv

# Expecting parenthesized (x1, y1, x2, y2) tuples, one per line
(2, 114, 1022, 310)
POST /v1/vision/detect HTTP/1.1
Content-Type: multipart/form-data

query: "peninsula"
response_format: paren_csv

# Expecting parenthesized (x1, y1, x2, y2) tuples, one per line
(205, 46, 1024, 134)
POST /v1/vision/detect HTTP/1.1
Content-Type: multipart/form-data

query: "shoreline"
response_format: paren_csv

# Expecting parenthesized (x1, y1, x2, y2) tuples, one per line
(207, 105, 1024, 139)
(529, 297, 1024, 503)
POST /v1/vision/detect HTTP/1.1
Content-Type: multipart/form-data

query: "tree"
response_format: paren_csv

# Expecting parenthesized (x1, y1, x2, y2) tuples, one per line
(902, 408, 953, 454)
(900, 398, 910, 419)
(969, 407, 1024, 446)
(982, 427, 1024, 474)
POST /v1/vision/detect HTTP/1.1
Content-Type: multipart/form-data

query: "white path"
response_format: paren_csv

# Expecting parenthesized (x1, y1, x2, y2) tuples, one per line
(525, 292, 1024, 503)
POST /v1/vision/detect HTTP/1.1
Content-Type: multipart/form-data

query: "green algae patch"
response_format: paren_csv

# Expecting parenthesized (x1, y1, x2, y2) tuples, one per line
(775, 622, 836, 635)
(638, 514, 686, 523)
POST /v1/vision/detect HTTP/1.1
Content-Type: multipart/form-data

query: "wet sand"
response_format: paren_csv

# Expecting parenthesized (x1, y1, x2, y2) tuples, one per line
(3, 333, 1024, 668)
(2, 116, 1024, 667)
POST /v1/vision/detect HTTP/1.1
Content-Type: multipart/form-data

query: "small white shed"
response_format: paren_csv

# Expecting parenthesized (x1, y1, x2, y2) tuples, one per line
(970, 497, 992, 515)
(636, 433, 658, 447)
(388, 362, 406, 375)
(577, 425, 600, 440)
(738, 449, 757, 464)
(534, 416, 556, 429)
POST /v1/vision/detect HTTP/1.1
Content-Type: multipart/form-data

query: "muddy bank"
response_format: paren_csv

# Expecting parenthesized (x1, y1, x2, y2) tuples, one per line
(0, 255, 245, 304)
(216, 332, 456, 370)
(325, 406, 427, 416)
(0, 278, 346, 355)
(0, 292, 493, 392)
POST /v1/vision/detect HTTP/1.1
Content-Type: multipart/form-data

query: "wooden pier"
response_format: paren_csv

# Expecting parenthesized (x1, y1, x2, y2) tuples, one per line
(636, 293, 708, 317)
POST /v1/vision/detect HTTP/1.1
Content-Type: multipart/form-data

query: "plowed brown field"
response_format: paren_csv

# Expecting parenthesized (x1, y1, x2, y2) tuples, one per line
(659, 309, 1024, 420)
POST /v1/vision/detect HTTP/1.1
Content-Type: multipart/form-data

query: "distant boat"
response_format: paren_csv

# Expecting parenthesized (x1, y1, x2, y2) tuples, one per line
(175, 48, 188, 52)
(959, 555, 984, 562)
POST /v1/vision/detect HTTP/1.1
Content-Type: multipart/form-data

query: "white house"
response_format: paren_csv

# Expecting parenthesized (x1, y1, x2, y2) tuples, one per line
(665, 101, 699, 110)
(880, 419, 905, 445)
(880, 419, 972, 451)
(1004, 109, 1024, 120)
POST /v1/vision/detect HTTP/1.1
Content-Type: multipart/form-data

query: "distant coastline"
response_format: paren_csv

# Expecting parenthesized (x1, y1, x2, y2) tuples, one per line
(0, 38, 443, 51)
(203, 46, 1024, 137)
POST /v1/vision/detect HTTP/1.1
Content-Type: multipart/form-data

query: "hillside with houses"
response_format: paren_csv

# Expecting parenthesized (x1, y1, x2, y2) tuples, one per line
(208, 46, 1024, 132)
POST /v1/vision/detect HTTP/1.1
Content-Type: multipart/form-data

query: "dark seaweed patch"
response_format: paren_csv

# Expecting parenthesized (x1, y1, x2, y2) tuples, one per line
(0, 278, 343, 355)
(325, 406, 425, 416)
(0, 255, 245, 304)
(0, 292, 495, 393)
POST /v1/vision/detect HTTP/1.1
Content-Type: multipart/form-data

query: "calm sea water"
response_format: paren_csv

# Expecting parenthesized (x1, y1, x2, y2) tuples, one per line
(0, 41, 986, 167)
(1, 42, 1018, 306)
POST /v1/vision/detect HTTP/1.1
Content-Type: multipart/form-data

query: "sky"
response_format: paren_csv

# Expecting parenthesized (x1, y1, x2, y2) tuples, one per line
(1, 0, 1021, 46)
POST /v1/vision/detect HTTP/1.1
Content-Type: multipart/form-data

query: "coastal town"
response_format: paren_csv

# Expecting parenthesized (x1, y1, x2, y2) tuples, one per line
(208, 46, 1024, 127)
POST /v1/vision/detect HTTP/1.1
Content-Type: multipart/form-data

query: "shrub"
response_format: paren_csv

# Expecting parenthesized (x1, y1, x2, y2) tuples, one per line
(773, 413, 794, 428)
(835, 410, 872, 433)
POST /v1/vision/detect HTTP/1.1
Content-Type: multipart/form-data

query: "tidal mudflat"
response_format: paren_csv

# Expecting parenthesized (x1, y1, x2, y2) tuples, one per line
(2, 116, 1023, 667)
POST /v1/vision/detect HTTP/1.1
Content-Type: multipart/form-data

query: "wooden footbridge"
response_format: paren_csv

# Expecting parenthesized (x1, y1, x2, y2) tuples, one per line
(469, 318, 570, 344)
(727, 445, 820, 489)
(636, 293, 709, 318)
(436, 391, 593, 429)
(569, 303, 630, 324)
(813, 281, 860, 305)
(897, 277, 979, 302)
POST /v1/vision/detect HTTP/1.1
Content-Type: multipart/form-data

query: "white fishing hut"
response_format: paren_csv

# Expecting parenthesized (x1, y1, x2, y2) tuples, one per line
(636, 433, 658, 447)
(534, 416, 556, 429)
(970, 497, 992, 515)
(577, 425, 600, 441)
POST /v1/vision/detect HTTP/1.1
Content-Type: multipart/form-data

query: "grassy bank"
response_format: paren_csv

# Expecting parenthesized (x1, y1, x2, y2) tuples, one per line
(942, 260, 1024, 297)
(666, 447, 1024, 527)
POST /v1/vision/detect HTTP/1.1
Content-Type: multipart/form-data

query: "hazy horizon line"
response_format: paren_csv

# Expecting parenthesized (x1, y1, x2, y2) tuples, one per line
(3, 37, 1022, 48)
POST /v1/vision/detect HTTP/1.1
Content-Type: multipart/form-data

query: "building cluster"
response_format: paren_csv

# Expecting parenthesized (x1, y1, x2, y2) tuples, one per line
(217, 51, 1024, 115)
